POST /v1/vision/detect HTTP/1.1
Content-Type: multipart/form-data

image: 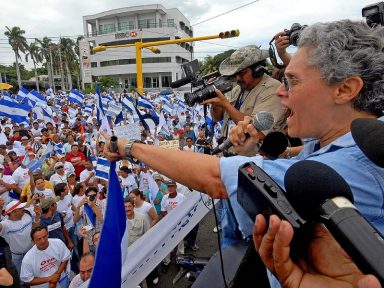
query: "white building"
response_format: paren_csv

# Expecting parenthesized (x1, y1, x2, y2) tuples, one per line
(83, 4, 193, 92)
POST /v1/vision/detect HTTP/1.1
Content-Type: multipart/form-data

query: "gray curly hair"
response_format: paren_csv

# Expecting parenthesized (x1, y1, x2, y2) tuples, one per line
(298, 20, 384, 116)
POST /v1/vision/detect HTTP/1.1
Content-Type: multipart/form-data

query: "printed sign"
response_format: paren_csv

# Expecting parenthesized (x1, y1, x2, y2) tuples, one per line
(113, 123, 141, 141)
(158, 140, 179, 150)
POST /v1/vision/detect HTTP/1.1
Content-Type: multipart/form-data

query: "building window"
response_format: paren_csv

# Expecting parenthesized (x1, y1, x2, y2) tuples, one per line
(167, 19, 175, 27)
(142, 57, 171, 64)
(99, 24, 116, 34)
(161, 76, 171, 87)
(128, 20, 135, 29)
(130, 78, 137, 88)
(152, 78, 159, 88)
(138, 19, 152, 29)
(159, 19, 162, 28)
(91, 62, 97, 68)
(144, 77, 152, 88)
(118, 22, 128, 31)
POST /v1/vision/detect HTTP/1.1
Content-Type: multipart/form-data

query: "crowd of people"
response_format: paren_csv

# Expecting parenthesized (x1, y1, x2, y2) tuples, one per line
(0, 18, 382, 288)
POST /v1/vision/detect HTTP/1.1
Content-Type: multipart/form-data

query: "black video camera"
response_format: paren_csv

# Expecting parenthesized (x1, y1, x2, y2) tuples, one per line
(170, 59, 233, 107)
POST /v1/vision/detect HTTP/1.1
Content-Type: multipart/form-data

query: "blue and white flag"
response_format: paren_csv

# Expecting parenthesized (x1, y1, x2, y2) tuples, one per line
(84, 104, 93, 115)
(27, 90, 46, 106)
(0, 99, 30, 123)
(147, 173, 159, 204)
(106, 102, 122, 117)
(114, 111, 124, 125)
(89, 161, 127, 288)
(162, 102, 174, 114)
(95, 157, 110, 181)
(122, 97, 140, 123)
(137, 94, 154, 110)
(17, 87, 29, 102)
(68, 89, 84, 105)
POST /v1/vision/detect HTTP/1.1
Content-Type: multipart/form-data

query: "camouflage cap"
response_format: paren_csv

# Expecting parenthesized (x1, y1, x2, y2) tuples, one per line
(219, 45, 269, 76)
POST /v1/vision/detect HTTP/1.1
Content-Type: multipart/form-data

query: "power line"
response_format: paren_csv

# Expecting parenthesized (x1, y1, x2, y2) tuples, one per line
(191, 0, 260, 26)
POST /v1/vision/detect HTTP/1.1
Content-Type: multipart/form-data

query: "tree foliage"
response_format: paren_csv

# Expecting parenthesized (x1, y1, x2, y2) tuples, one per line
(199, 49, 236, 76)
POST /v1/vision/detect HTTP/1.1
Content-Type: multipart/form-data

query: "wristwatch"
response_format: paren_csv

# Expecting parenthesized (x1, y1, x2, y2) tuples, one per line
(124, 140, 142, 163)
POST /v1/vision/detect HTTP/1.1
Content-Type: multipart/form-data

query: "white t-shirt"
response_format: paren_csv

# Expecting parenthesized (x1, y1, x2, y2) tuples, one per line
(50, 173, 67, 187)
(12, 166, 30, 190)
(0, 175, 15, 204)
(182, 145, 195, 152)
(56, 194, 74, 230)
(72, 194, 85, 209)
(30, 128, 42, 137)
(134, 201, 153, 225)
(79, 169, 95, 184)
(69, 273, 84, 288)
(20, 238, 71, 288)
(119, 174, 138, 193)
(0, 212, 34, 254)
(161, 193, 185, 214)
(35, 188, 54, 198)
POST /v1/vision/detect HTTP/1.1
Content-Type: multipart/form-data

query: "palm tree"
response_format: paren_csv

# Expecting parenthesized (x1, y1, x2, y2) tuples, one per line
(60, 37, 76, 90)
(36, 37, 54, 89)
(25, 41, 43, 91)
(75, 36, 84, 90)
(200, 55, 216, 75)
(4, 26, 29, 88)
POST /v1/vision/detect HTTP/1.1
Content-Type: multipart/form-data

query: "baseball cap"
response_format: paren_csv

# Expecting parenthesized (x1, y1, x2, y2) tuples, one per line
(152, 173, 162, 181)
(66, 171, 76, 178)
(165, 179, 177, 186)
(21, 136, 28, 140)
(25, 145, 32, 151)
(33, 168, 43, 175)
(54, 162, 64, 170)
(5, 200, 27, 215)
(41, 197, 60, 210)
(219, 45, 269, 76)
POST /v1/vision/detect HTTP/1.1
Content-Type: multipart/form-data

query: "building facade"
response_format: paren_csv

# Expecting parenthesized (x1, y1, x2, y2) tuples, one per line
(83, 4, 193, 92)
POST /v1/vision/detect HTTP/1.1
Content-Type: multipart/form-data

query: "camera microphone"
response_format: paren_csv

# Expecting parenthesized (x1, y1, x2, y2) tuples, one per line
(284, 160, 384, 284)
(351, 118, 384, 168)
(211, 111, 274, 155)
(170, 78, 191, 89)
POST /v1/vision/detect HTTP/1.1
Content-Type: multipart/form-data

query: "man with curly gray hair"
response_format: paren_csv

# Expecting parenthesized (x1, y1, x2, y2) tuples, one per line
(101, 20, 384, 288)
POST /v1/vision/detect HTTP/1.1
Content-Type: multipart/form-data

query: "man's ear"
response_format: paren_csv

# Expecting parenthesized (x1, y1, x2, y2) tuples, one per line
(334, 76, 364, 105)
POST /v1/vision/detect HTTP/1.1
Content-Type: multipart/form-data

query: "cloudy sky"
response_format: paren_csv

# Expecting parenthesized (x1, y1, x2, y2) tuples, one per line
(0, 0, 373, 68)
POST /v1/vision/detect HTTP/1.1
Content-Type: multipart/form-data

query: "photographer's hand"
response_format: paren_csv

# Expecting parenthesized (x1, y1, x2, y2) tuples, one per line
(274, 31, 291, 67)
(253, 214, 382, 288)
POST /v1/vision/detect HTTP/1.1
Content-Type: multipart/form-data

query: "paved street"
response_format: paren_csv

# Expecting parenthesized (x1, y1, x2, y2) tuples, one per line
(154, 210, 219, 288)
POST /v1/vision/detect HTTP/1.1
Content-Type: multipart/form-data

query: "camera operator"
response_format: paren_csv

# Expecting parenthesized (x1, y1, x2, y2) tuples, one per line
(204, 45, 287, 153)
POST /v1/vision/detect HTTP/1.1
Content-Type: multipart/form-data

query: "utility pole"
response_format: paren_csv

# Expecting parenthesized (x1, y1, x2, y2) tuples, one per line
(93, 30, 240, 94)
(49, 45, 54, 90)
(58, 43, 66, 91)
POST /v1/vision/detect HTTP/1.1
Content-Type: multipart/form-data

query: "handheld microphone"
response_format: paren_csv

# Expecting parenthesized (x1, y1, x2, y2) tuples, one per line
(284, 160, 384, 284)
(351, 118, 384, 168)
(170, 78, 191, 89)
(211, 111, 274, 155)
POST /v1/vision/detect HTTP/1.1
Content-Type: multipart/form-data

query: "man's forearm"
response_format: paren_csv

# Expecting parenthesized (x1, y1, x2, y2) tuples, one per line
(223, 103, 247, 124)
(129, 143, 227, 199)
(26, 275, 53, 286)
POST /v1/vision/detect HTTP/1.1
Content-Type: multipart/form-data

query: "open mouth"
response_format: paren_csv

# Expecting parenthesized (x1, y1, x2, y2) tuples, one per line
(287, 109, 294, 123)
